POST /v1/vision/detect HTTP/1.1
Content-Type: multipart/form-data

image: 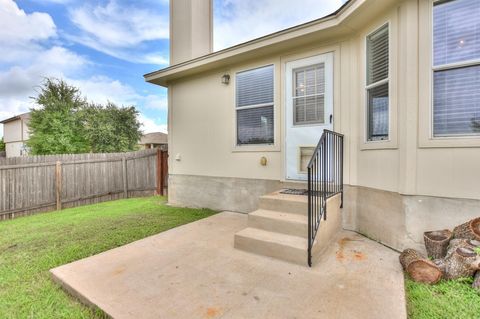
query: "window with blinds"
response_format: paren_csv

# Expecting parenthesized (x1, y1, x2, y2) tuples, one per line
(293, 64, 325, 125)
(366, 24, 389, 141)
(433, 0, 480, 137)
(236, 65, 274, 145)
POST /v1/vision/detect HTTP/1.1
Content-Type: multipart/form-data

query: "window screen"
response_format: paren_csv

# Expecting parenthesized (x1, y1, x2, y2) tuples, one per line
(293, 64, 325, 125)
(366, 24, 389, 141)
(433, 0, 480, 136)
(236, 65, 274, 145)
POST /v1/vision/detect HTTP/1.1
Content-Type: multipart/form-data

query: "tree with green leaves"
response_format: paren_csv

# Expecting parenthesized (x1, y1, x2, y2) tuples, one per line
(27, 78, 143, 155)
(0, 137, 5, 152)
(82, 102, 142, 153)
(27, 79, 90, 155)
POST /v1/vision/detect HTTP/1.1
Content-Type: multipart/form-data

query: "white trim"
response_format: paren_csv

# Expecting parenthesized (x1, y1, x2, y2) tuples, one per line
(284, 52, 334, 180)
(429, 0, 480, 140)
(233, 63, 276, 147)
(432, 59, 480, 71)
(236, 103, 273, 110)
(364, 22, 391, 143)
(365, 78, 389, 90)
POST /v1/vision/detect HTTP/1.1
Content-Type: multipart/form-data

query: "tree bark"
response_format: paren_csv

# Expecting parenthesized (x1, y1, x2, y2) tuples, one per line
(424, 229, 452, 259)
(473, 271, 480, 291)
(399, 248, 443, 284)
(453, 218, 480, 241)
(433, 258, 446, 273)
(445, 239, 480, 259)
(443, 247, 480, 280)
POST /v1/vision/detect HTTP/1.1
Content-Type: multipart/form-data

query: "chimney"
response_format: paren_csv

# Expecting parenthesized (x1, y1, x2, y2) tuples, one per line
(169, 0, 213, 65)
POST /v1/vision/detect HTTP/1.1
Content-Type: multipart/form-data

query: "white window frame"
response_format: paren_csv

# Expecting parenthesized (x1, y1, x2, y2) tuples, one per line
(365, 22, 391, 143)
(431, 0, 480, 138)
(234, 64, 275, 146)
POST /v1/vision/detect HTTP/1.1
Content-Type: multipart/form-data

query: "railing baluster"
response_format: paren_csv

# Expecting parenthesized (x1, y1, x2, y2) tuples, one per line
(307, 130, 344, 266)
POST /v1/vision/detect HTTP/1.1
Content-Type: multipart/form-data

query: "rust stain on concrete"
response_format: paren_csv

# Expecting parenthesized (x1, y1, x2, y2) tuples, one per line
(336, 237, 353, 261)
(353, 251, 366, 261)
(205, 307, 221, 318)
(336, 237, 366, 262)
(112, 266, 126, 276)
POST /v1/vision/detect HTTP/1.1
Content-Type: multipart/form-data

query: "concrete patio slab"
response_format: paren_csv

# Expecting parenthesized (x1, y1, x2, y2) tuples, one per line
(50, 212, 406, 319)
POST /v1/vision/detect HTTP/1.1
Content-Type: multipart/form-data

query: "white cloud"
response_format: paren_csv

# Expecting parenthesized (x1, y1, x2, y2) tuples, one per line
(0, 46, 88, 98)
(0, 0, 168, 138)
(0, 0, 57, 63)
(70, 76, 139, 106)
(138, 113, 168, 134)
(143, 94, 167, 111)
(68, 0, 169, 64)
(0, 0, 56, 44)
(214, 0, 346, 50)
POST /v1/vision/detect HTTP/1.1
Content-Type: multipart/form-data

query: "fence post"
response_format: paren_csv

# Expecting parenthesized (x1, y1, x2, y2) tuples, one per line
(55, 161, 62, 210)
(122, 157, 128, 199)
(156, 149, 164, 196)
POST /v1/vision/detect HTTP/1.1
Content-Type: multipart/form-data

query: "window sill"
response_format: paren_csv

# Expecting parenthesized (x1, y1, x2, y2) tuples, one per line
(360, 139, 398, 150)
(419, 136, 480, 148)
(231, 144, 280, 153)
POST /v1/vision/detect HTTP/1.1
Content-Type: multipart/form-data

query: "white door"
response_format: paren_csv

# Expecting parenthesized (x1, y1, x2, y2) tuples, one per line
(285, 53, 333, 180)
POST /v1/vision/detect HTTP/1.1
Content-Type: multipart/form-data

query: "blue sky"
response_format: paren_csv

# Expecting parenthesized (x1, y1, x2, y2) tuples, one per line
(0, 0, 344, 136)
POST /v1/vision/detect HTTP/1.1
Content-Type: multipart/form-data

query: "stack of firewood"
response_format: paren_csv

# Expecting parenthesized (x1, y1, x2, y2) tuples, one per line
(400, 217, 480, 289)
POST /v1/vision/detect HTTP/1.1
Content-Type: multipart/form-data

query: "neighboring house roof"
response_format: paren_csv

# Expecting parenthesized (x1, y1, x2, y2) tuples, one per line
(144, 0, 397, 87)
(0, 112, 31, 124)
(139, 132, 168, 145)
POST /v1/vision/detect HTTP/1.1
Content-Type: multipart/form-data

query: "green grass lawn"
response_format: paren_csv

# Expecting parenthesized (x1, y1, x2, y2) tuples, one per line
(406, 277, 480, 319)
(0, 196, 216, 319)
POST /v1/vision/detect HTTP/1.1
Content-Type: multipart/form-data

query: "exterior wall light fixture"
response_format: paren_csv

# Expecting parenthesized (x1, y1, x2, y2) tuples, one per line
(221, 73, 230, 85)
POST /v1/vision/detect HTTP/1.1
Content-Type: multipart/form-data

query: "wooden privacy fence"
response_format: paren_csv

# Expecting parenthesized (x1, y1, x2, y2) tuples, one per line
(0, 149, 168, 221)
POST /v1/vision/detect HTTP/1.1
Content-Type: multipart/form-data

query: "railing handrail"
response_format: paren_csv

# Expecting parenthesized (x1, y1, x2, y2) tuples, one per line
(307, 130, 343, 169)
(307, 129, 344, 267)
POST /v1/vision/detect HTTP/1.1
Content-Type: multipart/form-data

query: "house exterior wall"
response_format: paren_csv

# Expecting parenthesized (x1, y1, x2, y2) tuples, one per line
(166, 0, 480, 251)
(5, 142, 26, 158)
(3, 118, 29, 157)
(3, 119, 23, 143)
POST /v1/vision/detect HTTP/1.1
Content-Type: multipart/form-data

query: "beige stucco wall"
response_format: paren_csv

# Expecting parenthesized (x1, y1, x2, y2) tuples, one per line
(170, 0, 213, 65)
(3, 117, 29, 158)
(167, 0, 480, 201)
(5, 142, 25, 158)
(3, 118, 29, 143)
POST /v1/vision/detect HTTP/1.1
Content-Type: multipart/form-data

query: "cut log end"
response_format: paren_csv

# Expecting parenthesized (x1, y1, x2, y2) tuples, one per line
(457, 247, 476, 258)
(399, 248, 443, 284)
(407, 260, 443, 284)
(453, 217, 480, 241)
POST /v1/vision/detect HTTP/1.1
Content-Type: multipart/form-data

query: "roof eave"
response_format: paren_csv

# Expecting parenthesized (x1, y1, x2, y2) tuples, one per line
(144, 0, 359, 87)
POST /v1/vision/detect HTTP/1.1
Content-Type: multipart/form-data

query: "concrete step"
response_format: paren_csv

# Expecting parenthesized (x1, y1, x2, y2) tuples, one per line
(280, 181, 307, 189)
(258, 191, 308, 215)
(248, 209, 308, 238)
(234, 227, 307, 265)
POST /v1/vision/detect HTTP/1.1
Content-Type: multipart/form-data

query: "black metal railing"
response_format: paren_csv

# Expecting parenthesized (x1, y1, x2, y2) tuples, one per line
(307, 129, 344, 266)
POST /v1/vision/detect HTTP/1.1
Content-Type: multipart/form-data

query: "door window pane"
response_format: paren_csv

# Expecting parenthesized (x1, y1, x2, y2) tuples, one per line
(293, 64, 325, 125)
